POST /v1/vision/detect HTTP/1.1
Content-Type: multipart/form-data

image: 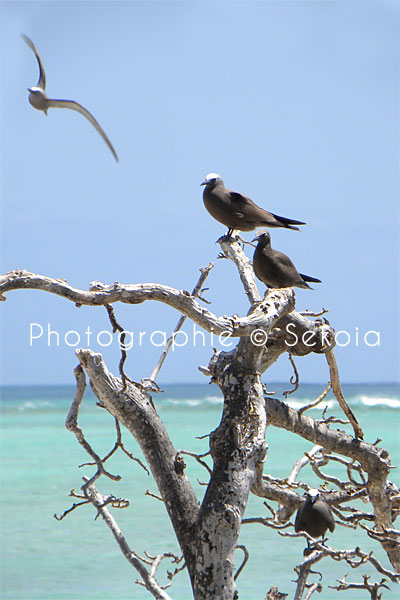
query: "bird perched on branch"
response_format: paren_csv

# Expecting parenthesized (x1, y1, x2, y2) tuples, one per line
(294, 489, 335, 539)
(200, 173, 305, 237)
(21, 34, 119, 162)
(252, 230, 321, 290)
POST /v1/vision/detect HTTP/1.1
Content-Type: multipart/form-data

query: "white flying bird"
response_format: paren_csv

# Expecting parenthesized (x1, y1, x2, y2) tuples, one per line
(22, 34, 119, 162)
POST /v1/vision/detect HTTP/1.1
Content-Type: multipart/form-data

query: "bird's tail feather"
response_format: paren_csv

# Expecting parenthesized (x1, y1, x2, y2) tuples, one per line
(270, 212, 306, 229)
(300, 274, 321, 283)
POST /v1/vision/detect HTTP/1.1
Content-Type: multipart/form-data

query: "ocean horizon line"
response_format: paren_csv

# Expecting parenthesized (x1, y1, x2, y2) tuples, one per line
(1, 381, 399, 389)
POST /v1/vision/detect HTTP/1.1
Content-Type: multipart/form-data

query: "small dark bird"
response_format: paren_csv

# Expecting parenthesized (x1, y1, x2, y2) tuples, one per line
(294, 489, 335, 539)
(22, 34, 119, 162)
(200, 173, 305, 237)
(252, 230, 321, 289)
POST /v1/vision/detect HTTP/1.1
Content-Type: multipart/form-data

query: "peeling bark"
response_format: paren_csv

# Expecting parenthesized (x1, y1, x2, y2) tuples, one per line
(264, 396, 400, 571)
(194, 371, 266, 599)
(0, 269, 294, 337)
(76, 349, 200, 580)
(2, 236, 399, 598)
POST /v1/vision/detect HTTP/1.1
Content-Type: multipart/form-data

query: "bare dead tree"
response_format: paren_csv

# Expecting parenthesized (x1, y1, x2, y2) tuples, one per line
(1, 235, 399, 599)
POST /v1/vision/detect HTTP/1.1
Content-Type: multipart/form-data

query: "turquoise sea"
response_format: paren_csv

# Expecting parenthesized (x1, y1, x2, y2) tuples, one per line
(1, 383, 399, 600)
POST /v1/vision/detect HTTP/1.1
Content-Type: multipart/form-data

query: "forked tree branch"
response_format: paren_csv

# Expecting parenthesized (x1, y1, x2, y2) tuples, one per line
(4, 235, 398, 597)
(65, 365, 121, 489)
(218, 235, 261, 305)
(148, 262, 214, 382)
(262, 396, 400, 571)
(84, 479, 174, 600)
(326, 348, 364, 439)
(0, 268, 295, 336)
(330, 575, 390, 600)
(75, 348, 200, 581)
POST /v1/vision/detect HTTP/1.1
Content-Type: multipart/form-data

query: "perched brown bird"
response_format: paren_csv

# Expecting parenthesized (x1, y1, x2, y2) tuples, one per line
(201, 173, 305, 237)
(22, 34, 119, 162)
(294, 489, 335, 539)
(252, 230, 321, 289)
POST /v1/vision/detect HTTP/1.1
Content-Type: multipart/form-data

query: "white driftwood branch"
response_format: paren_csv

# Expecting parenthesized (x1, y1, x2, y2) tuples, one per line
(84, 480, 174, 600)
(330, 575, 391, 599)
(75, 348, 200, 579)
(65, 365, 121, 488)
(276, 445, 323, 522)
(264, 395, 400, 571)
(326, 348, 364, 439)
(288, 446, 323, 485)
(292, 539, 400, 583)
(0, 269, 294, 336)
(148, 262, 214, 382)
(298, 384, 331, 415)
(6, 237, 395, 595)
(218, 236, 261, 305)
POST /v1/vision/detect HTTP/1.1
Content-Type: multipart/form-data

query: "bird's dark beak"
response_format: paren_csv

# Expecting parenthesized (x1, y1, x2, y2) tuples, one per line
(251, 236, 258, 243)
(200, 180, 207, 186)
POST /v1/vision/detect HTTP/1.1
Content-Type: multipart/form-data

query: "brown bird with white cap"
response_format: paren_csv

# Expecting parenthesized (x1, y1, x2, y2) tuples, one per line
(201, 173, 305, 237)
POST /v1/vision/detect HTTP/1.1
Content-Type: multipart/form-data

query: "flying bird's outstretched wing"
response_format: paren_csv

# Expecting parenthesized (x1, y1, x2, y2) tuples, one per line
(21, 34, 46, 91)
(47, 98, 119, 162)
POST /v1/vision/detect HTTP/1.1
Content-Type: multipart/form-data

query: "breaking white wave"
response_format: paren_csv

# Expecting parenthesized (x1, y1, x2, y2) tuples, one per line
(157, 394, 399, 410)
(204, 395, 224, 404)
(356, 395, 400, 409)
(285, 399, 335, 410)
(161, 395, 223, 407)
(18, 400, 51, 412)
(6, 386, 399, 412)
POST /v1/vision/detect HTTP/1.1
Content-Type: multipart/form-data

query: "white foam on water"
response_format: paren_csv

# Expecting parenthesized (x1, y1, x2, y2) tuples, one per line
(162, 395, 222, 406)
(285, 400, 304, 409)
(18, 400, 51, 412)
(285, 399, 335, 410)
(357, 395, 400, 409)
(155, 392, 400, 410)
(204, 395, 223, 404)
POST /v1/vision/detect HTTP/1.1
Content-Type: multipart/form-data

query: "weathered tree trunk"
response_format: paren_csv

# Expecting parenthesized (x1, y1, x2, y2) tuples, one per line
(76, 287, 298, 599)
(1, 236, 399, 598)
(193, 349, 266, 598)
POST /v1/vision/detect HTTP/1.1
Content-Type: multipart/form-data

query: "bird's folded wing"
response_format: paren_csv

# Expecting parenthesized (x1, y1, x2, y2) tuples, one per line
(230, 191, 286, 226)
(294, 509, 303, 532)
(47, 98, 119, 162)
(273, 252, 297, 270)
(229, 191, 258, 209)
(322, 504, 336, 531)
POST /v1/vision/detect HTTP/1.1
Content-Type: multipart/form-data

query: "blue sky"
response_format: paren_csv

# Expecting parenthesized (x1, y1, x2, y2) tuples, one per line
(1, 0, 399, 385)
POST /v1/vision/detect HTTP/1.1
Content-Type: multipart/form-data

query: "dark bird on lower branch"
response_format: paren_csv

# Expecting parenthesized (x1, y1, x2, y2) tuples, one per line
(252, 230, 321, 290)
(200, 173, 305, 237)
(294, 489, 335, 539)
(21, 34, 119, 162)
